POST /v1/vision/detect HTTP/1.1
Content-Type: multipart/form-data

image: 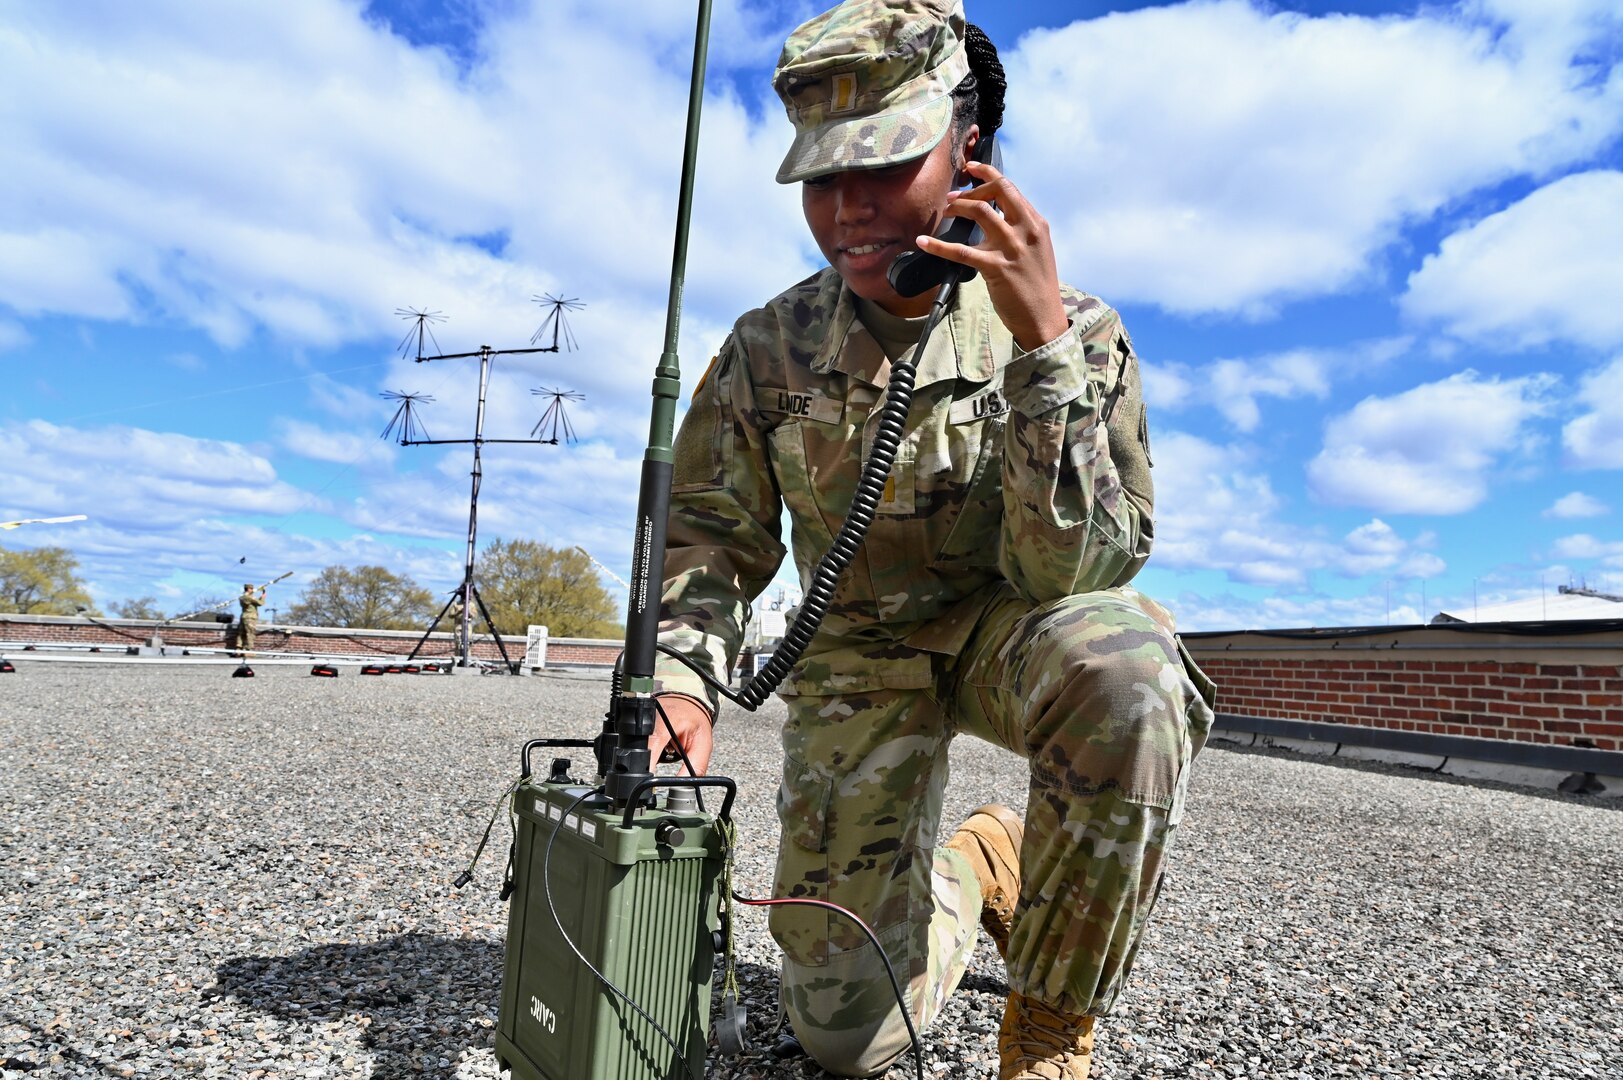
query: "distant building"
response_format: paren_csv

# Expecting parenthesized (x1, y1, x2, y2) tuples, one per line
(1433, 586, 1623, 624)
(744, 608, 788, 649)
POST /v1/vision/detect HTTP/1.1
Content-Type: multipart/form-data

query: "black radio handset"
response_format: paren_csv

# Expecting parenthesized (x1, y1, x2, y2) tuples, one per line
(886, 133, 1002, 299)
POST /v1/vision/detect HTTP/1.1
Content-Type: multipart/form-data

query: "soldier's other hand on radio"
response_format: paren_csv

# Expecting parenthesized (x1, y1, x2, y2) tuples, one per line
(650, 693, 713, 776)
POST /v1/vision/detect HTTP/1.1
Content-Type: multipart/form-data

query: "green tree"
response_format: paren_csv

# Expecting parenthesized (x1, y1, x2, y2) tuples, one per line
(113, 596, 166, 620)
(287, 565, 436, 630)
(0, 544, 97, 615)
(478, 539, 620, 638)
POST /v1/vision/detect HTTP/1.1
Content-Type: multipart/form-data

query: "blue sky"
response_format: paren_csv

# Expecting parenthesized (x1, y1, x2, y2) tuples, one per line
(2, 0, 1620, 629)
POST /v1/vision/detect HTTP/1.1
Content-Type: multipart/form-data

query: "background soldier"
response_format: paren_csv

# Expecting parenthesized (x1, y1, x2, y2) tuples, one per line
(236, 583, 265, 655)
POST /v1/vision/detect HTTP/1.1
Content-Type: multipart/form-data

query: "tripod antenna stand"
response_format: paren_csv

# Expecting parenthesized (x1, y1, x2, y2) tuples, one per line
(388, 308, 584, 672)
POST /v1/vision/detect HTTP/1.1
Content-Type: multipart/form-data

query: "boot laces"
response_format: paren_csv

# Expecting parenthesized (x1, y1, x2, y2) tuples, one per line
(1001, 993, 1094, 1080)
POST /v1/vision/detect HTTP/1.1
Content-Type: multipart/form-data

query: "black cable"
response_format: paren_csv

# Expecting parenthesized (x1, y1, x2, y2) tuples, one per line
(542, 787, 705, 1080)
(729, 889, 924, 1080)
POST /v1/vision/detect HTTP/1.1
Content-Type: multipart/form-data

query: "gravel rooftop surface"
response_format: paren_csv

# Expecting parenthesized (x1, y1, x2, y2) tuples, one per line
(1, 663, 1619, 1080)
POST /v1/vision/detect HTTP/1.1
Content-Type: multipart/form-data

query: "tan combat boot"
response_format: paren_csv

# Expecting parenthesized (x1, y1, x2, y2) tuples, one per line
(998, 991, 1097, 1079)
(943, 803, 1023, 958)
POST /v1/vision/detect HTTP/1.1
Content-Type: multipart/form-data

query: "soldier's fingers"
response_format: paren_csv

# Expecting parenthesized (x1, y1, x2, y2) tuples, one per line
(956, 163, 1037, 227)
(676, 725, 714, 777)
(941, 196, 1017, 249)
(961, 156, 1005, 187)
(914, 231, 1001, 274)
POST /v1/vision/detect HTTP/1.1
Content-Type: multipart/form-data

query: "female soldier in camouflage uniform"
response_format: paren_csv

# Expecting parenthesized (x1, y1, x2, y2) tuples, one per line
(650, 2, 1215, 1076)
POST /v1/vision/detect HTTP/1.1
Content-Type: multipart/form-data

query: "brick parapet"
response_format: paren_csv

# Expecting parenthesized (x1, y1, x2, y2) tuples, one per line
(1185, 625, 1623, 752)
(0, 614, 525, 662)
(13, 615, 1620, 752)
(0, 614, 634, 667)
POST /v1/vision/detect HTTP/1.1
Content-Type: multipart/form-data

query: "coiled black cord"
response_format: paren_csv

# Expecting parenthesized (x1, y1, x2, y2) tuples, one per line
(729, 276, 959, 710)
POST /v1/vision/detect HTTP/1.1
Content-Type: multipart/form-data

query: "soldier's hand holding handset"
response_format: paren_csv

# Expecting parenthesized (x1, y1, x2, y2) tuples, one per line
(913, 139, 1070, 353)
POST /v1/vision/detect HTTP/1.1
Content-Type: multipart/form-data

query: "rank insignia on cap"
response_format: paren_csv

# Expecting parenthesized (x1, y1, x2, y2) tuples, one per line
(830, 72, 858, 114)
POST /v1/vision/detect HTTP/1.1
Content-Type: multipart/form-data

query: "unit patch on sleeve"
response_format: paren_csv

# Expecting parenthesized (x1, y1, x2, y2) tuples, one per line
(758, 387, 843, 424)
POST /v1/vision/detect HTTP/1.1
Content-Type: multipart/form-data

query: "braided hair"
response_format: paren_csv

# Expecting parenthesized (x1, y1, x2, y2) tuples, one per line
(952, 23, 1006, 146)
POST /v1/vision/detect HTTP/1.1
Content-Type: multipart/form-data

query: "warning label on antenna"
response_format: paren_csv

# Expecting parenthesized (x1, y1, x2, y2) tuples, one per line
(632, 517, 653, 613)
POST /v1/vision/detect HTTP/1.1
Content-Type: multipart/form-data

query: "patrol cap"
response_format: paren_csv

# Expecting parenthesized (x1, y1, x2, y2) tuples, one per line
(772, 0, 971, 184)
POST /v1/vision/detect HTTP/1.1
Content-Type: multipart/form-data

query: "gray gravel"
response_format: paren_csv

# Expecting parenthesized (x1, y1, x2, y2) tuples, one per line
(2, 663, 1619, 1079)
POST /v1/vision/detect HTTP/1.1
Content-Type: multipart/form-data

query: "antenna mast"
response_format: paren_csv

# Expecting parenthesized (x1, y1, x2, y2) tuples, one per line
(385, 301, 586, 672)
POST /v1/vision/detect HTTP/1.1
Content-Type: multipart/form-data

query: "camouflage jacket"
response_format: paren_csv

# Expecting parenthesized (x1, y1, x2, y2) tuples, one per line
(656, 268, 1154, 710)
(239, 591, 263, 623)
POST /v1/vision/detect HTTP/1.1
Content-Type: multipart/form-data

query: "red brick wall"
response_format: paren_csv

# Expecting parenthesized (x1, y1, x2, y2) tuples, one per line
(1, 615, 628, 666)
(546, 641, 621, 665)
(1193, 653, 1623, 752)
(0, 616, 528, 662)
(13, 616, 1621, 752)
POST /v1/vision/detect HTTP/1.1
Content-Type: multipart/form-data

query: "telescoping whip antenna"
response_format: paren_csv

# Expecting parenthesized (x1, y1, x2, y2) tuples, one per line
(493, 8, 925, 1080)
(490, 6, 748, 1080)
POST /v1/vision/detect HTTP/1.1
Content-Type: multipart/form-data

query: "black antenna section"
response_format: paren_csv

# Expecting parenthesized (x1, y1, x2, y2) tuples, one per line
(379, 390, 435, 444)
(396, 307, 447, 361)
(388, 300, 586, 673)
(531, 294, 584, 352)
(530, 388, 584, 444)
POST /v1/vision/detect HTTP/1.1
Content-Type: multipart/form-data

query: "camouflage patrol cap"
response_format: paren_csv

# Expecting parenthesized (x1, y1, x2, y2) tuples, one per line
(772, 0, 971, 184)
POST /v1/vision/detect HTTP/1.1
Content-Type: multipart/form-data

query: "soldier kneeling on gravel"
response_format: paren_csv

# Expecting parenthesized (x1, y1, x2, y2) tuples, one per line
(649, 2, 1216, 1077)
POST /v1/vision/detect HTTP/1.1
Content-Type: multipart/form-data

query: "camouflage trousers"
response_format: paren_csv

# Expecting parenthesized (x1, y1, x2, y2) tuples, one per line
(237, 621, 257, 653)
(770, 585, 1215, 1077)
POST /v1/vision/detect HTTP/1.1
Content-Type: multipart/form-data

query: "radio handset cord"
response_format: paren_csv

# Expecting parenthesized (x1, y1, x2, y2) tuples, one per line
(698, 138, 1000, 711)
(729, 273, 959, 709)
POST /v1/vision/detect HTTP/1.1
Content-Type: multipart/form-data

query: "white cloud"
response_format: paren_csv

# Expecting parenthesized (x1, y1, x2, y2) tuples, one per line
(0, 420, 311, 529)
(1208, 350, 1330, 433)
(1139, 359, 1195, 412)
(1005, 0, 1623, 314)
(1340, 519, 1408, 575)
(55, 517, 467, 614)
(0, 318, 29, 351)
(1403, 171, 1623, 350)
(1151, 431, 1295, 584)
(1150, 434, 1446, 587)
(276, 418, 397, 469)
(1549, 533, 1623, 565)
(0, 0, 813, 358)
(1563, 355, 1623, 468)
(1158, 338, 1408, 432)
(1163, 588, 1430, 633)
(1306, 371, 1555, 513)
(1545, 491, 1611, 518)
(1336, 519, 1447, 579)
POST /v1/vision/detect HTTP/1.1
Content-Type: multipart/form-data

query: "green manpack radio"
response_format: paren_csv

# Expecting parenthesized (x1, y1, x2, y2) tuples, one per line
(495, 744, 735, 1080)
